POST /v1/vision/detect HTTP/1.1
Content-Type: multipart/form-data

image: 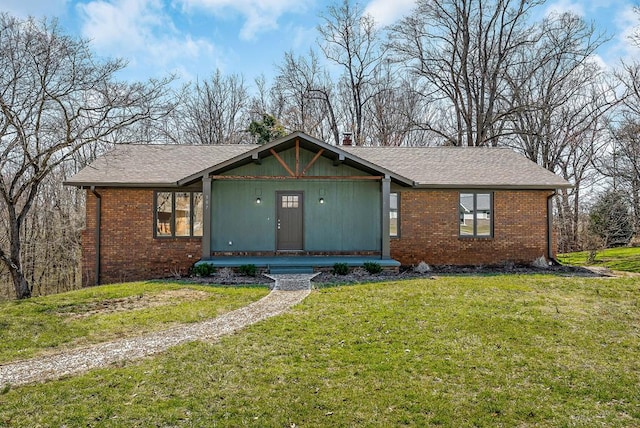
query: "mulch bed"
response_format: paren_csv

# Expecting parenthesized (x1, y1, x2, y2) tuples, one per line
(177, 263, 607, 288)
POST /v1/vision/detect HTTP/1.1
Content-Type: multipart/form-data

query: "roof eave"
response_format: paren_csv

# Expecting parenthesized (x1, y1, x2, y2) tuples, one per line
(63, 181, 181, 189)
(412, 183, 573, 190)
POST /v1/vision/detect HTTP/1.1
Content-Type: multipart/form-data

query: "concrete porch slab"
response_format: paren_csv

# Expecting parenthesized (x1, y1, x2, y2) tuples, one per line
(196, 255, 401, 272)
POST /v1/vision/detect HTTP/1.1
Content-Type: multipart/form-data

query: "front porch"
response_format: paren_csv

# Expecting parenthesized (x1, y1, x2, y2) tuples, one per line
(196, 255, 401, 274)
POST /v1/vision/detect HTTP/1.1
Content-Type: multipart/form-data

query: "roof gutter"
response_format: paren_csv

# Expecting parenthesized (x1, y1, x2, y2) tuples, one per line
(90, 186, 101, 285)
(65, 182, 181, 189)
(412, 183, 571, 190)
(547, 190, 559, 265)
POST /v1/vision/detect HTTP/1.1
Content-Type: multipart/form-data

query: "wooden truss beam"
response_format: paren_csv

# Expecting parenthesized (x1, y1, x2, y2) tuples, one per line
(215, 143, 377, 181)
(269, 148, 295, 177)
(301, 149, 324, 176)
(211, 175, 383, 180)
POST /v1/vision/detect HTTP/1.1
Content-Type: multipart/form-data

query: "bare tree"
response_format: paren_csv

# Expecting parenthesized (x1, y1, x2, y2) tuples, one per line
(600, 118, 640, 239)
(318, 0, 386, 145)
(180, 70, 249, 145)
(0, 14, 172, 298)
(504, 12, 615, 251)
(389, 0, 540, 146)
(364, 61, 423, 146)
(248, 74, 278, 121)
(553, 113, 611, 252)
(600, 8, 640, 237)
(590, 8, 640, 243)
(274, 50, 341, 144)
(507, 13, 610, 169)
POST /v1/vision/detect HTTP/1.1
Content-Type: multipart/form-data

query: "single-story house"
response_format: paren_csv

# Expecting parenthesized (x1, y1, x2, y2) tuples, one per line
(65, 131, 570, 286)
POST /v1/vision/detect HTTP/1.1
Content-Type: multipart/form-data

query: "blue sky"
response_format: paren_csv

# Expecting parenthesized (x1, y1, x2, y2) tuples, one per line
(2, 0, 640, 85)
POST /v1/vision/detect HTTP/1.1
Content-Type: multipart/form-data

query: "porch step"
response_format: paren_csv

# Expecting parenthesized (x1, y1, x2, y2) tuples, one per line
(268, 265, 314, 274)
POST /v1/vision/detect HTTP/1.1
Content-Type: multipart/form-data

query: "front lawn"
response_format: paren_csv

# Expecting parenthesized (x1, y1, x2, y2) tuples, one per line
(558, 246, 640, 273)
(0, 281, 268, 364)
(1, 275, 638, 426)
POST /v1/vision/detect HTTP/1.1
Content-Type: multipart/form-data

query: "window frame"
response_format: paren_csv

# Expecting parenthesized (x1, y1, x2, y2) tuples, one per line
(154, 190, 203, 238)
(155, 191, 173, 238)
(458, 191, 493, 239)
(390, 192, 400, 238)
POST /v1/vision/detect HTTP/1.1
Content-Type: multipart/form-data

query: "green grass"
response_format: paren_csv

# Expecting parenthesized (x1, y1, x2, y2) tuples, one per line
(1, 275, 639, 426)
(558, 246, 640, 273)
(0, 281, 268, 364)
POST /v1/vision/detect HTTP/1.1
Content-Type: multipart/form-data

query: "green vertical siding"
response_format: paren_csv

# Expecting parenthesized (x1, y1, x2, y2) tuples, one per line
(304, 180, 381, 251)
(211, 148, 381, 252)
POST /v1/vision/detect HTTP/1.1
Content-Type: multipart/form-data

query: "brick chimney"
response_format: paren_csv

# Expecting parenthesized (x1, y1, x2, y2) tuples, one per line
(342, 132, 353, 146)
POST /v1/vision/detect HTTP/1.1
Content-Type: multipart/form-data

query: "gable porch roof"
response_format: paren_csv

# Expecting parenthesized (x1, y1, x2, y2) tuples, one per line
(176, 131, 413, 186)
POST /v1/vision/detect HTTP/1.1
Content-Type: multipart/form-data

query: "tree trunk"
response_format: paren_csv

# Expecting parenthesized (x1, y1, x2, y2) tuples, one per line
(10, 267, 31, 299)
(7, 219, 31, 299)
(1, 246, 31, 299)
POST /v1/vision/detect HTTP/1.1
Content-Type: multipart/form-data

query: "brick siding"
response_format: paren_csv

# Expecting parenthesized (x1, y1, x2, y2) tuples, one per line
(390, 189, 554, 266)
(81, 187, 554, 285)
(82, 188, 201, 286)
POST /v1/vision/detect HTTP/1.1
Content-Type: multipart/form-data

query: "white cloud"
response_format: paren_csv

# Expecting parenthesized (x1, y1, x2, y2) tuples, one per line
(611, 4, 640, 63)
(178, 0, 307, 40)
(288, 24, 317, 50)
(544, 0, 585, 17)
(79, 0, 159, 51)
(363, 0, 416, 27)
(588, 53, 609, 71)
(77, 0, 216, 77)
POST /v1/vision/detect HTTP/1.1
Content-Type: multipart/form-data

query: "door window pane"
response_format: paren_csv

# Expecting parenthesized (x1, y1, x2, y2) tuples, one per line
(282, 195, 299, 208)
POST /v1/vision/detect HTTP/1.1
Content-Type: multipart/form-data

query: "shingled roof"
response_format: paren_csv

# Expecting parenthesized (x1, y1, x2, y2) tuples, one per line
(65, 144, 254, 187)
(341, 146, 569, 189)
(65, 134, 570, 189)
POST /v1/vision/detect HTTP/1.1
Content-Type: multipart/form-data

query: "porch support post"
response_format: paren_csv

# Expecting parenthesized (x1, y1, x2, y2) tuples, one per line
(381, 176, 391, 259)
(202, 176, 212, 259)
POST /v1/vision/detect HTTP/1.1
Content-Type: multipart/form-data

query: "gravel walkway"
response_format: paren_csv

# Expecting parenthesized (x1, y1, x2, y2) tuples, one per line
(0, 284, 310, 388)
(265, 272, 320, 290)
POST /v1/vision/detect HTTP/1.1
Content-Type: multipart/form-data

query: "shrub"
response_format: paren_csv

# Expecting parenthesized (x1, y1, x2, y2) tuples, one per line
(332, 262, 349, 275)
(192, 263, 215, 277)
(362, 262, 382, 274)
(238, 264, 258, 277)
